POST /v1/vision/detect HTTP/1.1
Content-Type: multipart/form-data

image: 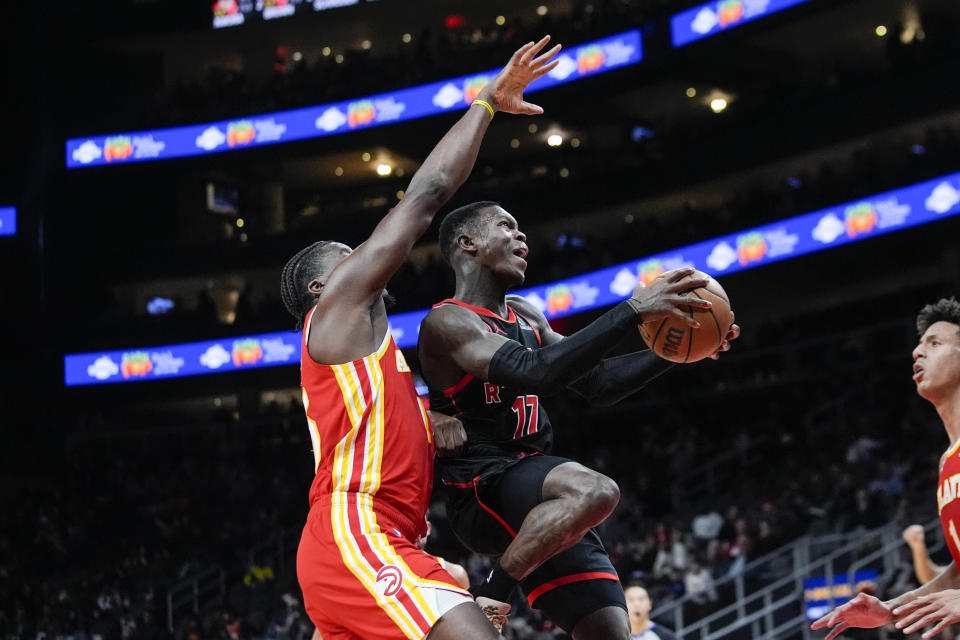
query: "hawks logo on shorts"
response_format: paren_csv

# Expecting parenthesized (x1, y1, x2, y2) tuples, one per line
(297, 309, 472, 640)
(375, 565, 404, 597)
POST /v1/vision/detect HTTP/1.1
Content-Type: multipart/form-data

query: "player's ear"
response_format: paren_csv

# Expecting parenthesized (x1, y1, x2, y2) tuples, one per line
(307, 278, 324, 295)
(457, 233, 478, 255)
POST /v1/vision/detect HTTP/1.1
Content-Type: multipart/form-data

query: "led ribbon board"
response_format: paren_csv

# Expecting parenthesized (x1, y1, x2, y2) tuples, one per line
(0, 207, 15, 237)
(63, 171, 960, 386)
(671, 0, 812, 48)
(65, 30, 643, 168)
(804, 570, 878, 620)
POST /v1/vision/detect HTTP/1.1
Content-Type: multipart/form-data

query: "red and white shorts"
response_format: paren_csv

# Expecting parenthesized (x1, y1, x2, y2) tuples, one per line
(298, 494, 473, 640)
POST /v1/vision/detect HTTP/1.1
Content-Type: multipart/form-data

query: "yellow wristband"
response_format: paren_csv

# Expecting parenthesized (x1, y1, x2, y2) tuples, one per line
(472, 99, 495, 120)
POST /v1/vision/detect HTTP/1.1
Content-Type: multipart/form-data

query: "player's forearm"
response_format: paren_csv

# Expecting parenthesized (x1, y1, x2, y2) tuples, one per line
(888, 561, 960, 609)
(488, 301, 641, 395)
(567, 350, 675, 406)
(912, 546, 945, 584)
(402, 99, 495, 220)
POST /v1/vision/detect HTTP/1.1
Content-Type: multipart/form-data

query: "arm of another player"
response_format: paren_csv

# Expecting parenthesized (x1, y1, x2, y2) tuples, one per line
(419, 269, 710, 396)
(320, 37, 561, 310)
(891, 563, 960, 638)
(905, 524, 946, 585)
(812, 562, 960, 640)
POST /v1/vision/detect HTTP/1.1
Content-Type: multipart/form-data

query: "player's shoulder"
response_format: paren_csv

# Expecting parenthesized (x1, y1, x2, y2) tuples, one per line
(506, 295, 550, 329)
(421, 302, 489, 343)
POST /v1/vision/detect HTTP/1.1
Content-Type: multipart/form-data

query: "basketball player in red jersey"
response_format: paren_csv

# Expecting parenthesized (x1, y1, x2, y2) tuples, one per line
(417, 203, 739, 639)
(812, 297, 960, 640)
(280, 38, 561, 640)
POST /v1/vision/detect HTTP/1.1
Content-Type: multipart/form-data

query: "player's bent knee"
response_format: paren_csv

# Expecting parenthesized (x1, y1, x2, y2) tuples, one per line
(574, 472, 619, 518)
(592, 474, 620, 510)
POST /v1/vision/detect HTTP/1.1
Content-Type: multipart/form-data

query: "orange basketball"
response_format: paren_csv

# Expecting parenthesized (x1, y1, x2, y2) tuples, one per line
(638, 270, 734, 363)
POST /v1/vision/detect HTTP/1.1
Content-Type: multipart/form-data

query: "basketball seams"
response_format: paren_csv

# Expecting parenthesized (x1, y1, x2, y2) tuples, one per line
(690, 290, 723, 353)
(704, 282, 730, 306)
(642, 272, 731, 363)
(650, 316, 669, 351)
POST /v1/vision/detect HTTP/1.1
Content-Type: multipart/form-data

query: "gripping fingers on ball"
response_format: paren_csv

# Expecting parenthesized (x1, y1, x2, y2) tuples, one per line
(669, 277, 710, 293)
(676, 295, 711, 309)
(671, 308, 701, 328)
(665, 267, 696, 282)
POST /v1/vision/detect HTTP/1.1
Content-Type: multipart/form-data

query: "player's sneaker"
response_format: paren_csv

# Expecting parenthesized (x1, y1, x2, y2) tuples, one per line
(475, 596, 510, 633)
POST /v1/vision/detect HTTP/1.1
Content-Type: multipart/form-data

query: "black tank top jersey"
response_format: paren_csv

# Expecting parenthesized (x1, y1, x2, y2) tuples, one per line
(426, 299, 554, 484)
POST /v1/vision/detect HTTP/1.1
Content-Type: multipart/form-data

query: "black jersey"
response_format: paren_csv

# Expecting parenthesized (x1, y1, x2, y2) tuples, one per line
(425, 298, 555, 484)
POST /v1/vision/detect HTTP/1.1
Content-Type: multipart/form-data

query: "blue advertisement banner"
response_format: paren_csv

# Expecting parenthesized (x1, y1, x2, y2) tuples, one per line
(0, 207, 15, 237)
(804, 570, 878, 620)
(671, 0, 812, 47)
(63, 170, 960, 386)
(65, 30, 643, 169)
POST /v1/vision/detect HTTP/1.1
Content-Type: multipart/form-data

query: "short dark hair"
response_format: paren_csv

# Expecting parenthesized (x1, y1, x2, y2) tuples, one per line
(437, 201, 501, 264)
(280, 241, 333, 330)
(917, 297, 960, 338)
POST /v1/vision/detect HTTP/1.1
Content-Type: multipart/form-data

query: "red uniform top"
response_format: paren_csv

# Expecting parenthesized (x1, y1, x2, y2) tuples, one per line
(937, 440, 960, 566)
(300, 307, 434, 539)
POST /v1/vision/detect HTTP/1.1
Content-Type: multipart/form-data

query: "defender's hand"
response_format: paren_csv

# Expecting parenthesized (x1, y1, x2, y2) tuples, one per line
(895, 590, 960, 638)
(429, 411, 466, 458)
(478, 35, 562, 116)
(811, 593, 893, 640)
(631, 268, 712, 327)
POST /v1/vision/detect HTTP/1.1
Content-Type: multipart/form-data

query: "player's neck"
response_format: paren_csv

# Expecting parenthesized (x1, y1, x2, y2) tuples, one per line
(937, 389, 960, 446)
(453, 270, 509, 317)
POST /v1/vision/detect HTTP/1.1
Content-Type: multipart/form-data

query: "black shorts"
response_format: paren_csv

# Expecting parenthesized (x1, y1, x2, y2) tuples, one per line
(446, 454, 626, 632)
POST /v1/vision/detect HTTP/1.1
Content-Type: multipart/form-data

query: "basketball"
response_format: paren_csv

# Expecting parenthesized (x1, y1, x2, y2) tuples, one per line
(638, 270, 734, 363)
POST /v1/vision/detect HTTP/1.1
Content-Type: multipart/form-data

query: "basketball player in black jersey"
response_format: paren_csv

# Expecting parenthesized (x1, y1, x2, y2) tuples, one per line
(417, 202, 739, 638)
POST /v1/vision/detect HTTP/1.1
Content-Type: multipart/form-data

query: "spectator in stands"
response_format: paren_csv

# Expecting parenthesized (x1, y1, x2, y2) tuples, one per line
(683, 557, 718, 620)
(625, 585, 672, 640)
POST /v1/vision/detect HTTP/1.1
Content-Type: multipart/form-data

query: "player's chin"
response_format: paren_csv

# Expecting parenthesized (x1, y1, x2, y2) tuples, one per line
(382, 290, 398, 309)
(505, 268, 526, 288)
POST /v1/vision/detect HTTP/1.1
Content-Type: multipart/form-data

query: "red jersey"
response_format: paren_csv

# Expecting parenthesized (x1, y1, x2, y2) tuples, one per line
(300, 307, 434, 537)
(937, 439, 960, 566)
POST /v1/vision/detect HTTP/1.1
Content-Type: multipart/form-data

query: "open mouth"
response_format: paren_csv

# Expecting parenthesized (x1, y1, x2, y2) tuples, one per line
(913, 364, 924, 381)
(513, 246, 528, 260)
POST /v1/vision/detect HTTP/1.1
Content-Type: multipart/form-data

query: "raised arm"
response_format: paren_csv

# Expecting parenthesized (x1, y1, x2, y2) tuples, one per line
(419, 269, 711, 397)
(321, 37, 561, 308)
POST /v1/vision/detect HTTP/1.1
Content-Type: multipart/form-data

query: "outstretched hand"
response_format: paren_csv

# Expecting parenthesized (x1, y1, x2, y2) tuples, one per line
(479, 35, 562, 116)
(894, 589, 960, 638)
(810, 593, 893, 640)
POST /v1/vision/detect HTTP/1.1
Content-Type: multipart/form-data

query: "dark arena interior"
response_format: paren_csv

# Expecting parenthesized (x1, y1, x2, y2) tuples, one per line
(3, 0, 960, 638)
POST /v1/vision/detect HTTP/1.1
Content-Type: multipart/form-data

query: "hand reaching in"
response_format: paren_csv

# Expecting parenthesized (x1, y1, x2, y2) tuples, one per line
(478, 36, 562, 116)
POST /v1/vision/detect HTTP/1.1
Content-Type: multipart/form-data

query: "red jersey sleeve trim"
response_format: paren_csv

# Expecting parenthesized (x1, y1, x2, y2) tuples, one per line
(526, 572, 620, 607)
(433, 298, 516, 323)
(443, 373, 475, 397)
